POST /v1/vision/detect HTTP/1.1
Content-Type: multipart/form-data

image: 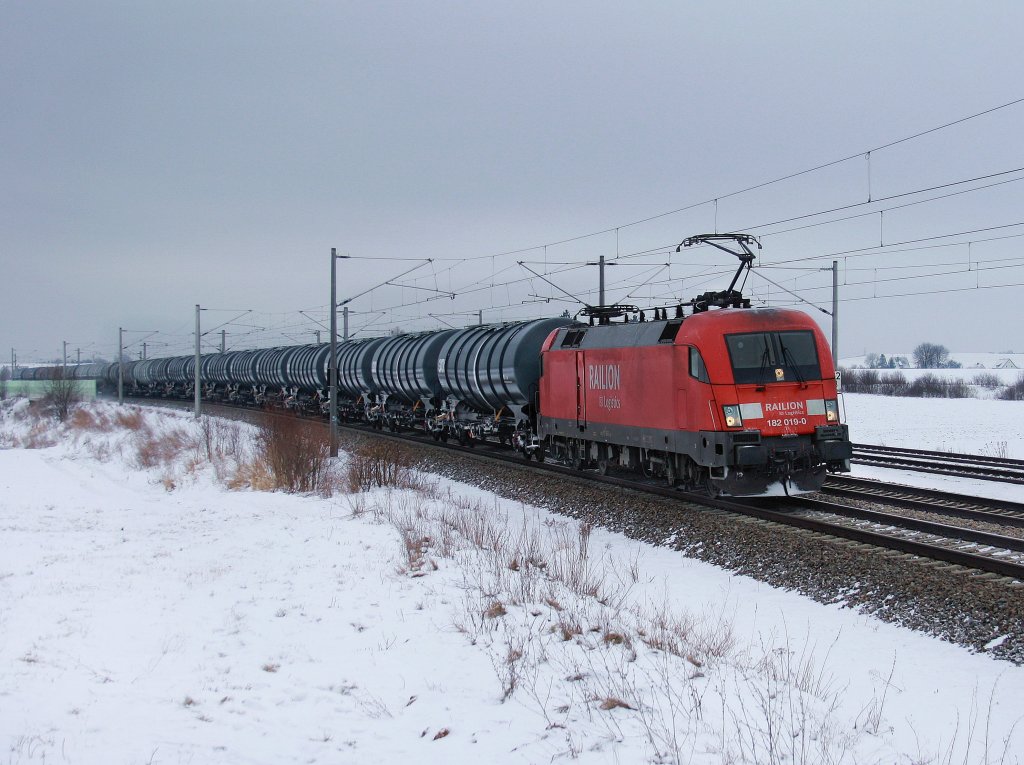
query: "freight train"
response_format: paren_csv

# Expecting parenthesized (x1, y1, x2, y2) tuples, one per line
(29, 234, 852, 495)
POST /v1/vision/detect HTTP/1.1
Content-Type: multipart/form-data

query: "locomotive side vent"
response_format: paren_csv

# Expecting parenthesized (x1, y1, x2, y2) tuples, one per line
(561, 329, 587, 348)
(658, 320, 683, 343)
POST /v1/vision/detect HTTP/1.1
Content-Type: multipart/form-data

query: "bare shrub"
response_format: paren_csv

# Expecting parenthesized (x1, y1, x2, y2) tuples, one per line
(44, 369, 81, 422)
(345, 438, 417, 492)
(999, 373, 1024, 401)
(906, 373, 972, 398)
(492, 637, 528, 702)
(877, 370, 908, 395)
(854, 369, 879, 390)
(254, 413, 332, 493)
(972, 372, 1002, 390)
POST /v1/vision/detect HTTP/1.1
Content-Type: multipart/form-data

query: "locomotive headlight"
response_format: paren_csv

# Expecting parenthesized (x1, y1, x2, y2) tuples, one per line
(825, 399, 839, 422)
(722, 405, 743, 428)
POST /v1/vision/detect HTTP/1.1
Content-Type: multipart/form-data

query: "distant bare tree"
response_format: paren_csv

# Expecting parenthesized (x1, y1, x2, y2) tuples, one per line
(45, 367, 81, 422)
(912, 342, 950, 369)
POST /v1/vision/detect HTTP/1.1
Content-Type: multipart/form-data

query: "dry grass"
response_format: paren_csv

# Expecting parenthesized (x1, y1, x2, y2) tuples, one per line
(114, 409, 146, 431)
(134, 425, 194, 470)
(21, 420, 58, 449)
(68, 407, 112, 432)
(483, 601, 508, 619)
(598, 696, 633, 711)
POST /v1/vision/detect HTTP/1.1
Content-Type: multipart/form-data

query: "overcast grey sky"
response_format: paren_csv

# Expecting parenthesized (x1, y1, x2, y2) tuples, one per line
(3, 1, 1023, 363)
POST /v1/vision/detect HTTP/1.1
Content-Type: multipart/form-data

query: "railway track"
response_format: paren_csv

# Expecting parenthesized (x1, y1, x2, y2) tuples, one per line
(823, 474, 1024, 530)
(852, 442, 1024, 484)
(775, 495, 1024, 579)
(134, 398, 1024, 585)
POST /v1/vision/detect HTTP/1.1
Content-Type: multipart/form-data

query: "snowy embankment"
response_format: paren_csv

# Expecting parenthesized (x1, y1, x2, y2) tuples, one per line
(843, 392, 1024, 502)
(1, 399, 1022, 765)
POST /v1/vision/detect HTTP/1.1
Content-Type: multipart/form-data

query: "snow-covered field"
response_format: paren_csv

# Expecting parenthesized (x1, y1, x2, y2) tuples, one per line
(1, 398, 1023, 764)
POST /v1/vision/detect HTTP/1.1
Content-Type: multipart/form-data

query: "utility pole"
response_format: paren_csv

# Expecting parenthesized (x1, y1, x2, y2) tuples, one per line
(831, 260, 839, 368)
(142, 342, 147, 360)
(76, 348, 81, 364)
(220, 330, 226, 353)
(330, 248, 353, 457)
(118, 328, 124, 404)
(10, 348, 15, 373)
(478, 309, 483, 325)
(599, 254, 606, 308)
(194, 304, 201, 419)
(62, 341, 67, 373)
(314, 330, 321, 344)
(330, 249, 339, 456)
(342, 306, 349, 341)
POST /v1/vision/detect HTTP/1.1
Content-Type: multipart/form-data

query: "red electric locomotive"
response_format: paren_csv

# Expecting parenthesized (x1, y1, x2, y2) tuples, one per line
(531, 234, 852, 496)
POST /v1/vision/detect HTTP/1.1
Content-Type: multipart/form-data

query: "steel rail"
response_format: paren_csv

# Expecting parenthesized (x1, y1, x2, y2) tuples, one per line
(854, 442, 1024, 469)
(852, 443, 1024, 484)
(823, 475, 1024, 528)
(785, 496, 1024, 553)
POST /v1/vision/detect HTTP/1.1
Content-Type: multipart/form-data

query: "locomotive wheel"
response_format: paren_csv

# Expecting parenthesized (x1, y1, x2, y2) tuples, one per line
(705, 476, 721, 498)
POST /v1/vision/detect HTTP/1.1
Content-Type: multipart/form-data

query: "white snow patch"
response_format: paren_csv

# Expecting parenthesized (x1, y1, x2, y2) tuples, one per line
(0, 399, 1022, 764)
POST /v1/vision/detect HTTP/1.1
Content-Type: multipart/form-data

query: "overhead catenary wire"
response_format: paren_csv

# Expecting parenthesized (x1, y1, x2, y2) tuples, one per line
(73, 97, 1024, 354)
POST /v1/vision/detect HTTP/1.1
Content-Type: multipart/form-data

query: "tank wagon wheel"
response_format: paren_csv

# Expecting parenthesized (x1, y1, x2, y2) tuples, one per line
(535, 449, 544, 463)
(597, 459, 609, 476)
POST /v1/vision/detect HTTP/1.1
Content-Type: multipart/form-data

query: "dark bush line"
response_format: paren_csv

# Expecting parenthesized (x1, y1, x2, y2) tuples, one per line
(1000, 374, 1024, 401)
(839, 369, 979, 398)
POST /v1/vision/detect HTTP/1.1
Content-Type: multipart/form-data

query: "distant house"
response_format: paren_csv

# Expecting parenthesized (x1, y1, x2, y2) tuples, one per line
(994, 359, 1019, 369)
(969, 362, 986, 369)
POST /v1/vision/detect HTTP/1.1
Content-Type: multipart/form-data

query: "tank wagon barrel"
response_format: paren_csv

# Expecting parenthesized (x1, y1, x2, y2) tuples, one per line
(369, 330, 455, 405)
(438, 318, 574, 414)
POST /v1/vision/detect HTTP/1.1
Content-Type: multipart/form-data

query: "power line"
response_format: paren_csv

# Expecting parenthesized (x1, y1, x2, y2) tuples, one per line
(459, 96, 1024, 261)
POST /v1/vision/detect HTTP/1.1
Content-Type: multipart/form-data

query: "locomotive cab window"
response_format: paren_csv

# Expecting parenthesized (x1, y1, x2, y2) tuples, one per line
(689, 347, 710, 383)
(725, 331, 820, 385)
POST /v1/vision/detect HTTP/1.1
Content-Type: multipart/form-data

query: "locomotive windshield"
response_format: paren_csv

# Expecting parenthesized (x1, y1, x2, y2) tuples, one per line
(725, 330, 821, 385)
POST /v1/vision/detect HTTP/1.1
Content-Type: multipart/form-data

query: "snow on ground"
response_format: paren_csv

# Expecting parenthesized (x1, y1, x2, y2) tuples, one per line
(1, 399, 1023, 764)
(842, 392, 1024, 502)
